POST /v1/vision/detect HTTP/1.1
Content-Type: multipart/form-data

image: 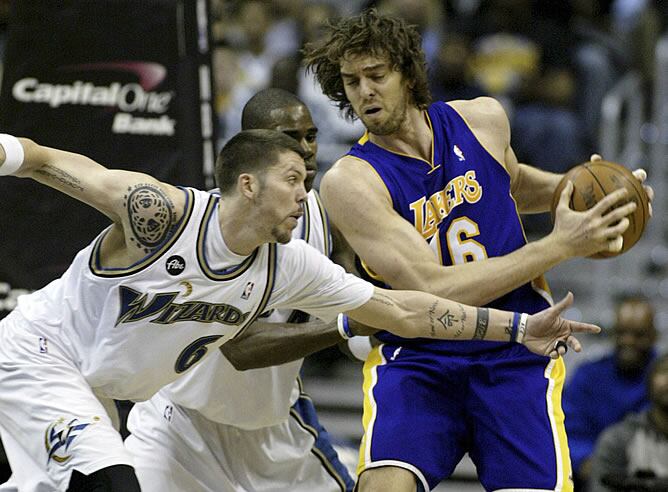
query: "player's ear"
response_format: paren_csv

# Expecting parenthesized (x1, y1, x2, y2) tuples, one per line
(238, 173, 259, 199)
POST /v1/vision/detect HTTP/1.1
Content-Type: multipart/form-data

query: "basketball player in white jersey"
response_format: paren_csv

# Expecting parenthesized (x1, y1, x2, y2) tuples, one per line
(125, 89, 361, 492)
(0, 130, 597, 491)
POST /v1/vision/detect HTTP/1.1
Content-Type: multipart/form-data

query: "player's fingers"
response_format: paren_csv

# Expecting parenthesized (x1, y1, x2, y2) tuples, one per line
(649, 202, 653, 218)
(645, 184, 654, 200)
(567, 335, 583, 353)
(554, 340, 568, 356)
(607, 217, 630, 236)
(601, 202, 635, 224)
(590, 154, 603, 162)
(632, 168, 647, 183)
(567, 319, 601, 334)
(608, 235, 624, 252)
(551, 291, 574, 315)
(591, 188, 628, 214)
(557, 181, 574, 209)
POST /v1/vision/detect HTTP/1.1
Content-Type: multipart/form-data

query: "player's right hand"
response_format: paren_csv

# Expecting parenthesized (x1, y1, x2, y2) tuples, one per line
(550, 181, 636, 258)
(522, 292, 601, 359)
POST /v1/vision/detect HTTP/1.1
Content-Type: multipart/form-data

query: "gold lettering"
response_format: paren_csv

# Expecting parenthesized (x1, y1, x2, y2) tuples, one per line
(410, 196, 427, 237)
(464, 170, 482, 203)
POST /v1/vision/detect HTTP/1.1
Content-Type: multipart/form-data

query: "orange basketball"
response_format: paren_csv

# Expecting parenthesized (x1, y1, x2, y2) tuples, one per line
(550, 160, 650, 258)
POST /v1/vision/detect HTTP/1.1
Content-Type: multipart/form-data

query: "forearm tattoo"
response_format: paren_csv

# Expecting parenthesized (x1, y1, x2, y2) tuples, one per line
(370, 292, 394, 307)
(35, 164, 84, 191)
(123, 184, 176, 253)
(473, 307, 489, 340)
(431, 302, 466, 338)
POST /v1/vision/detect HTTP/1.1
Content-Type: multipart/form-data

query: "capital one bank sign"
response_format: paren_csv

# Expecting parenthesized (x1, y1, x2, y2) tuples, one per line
(11, 62, 176, 136)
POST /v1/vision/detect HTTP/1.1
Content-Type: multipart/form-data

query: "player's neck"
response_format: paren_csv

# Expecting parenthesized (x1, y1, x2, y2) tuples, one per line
(217, 198, 264, 256)
(368, 107, 431, 161)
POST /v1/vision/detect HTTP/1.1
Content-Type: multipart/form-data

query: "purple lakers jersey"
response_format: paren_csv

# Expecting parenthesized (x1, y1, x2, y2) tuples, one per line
(348, 101, 551, 352)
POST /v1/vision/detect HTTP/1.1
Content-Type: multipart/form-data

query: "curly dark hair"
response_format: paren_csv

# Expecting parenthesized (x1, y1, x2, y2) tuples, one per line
(302, 9, 431, 120)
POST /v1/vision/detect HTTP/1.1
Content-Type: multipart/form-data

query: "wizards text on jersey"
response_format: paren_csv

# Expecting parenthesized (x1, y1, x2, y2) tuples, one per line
(116, 285, 248, 326)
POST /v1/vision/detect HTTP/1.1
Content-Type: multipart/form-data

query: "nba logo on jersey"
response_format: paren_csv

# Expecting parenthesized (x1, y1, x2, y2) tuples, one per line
(241, 281, 254, 300)
(453, 145, 465, 161)
(39, 336, 48, 353)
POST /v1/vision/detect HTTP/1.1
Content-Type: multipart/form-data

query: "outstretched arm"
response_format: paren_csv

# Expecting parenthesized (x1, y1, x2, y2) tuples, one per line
(220, 316, 376, 370)
(0, 136, 185, 260)
(347, 288, 598, 358)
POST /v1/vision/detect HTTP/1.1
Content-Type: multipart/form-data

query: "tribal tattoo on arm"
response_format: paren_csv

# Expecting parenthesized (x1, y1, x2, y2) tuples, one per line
(34, 164, 84, 192)
(123, 184, 176, 254)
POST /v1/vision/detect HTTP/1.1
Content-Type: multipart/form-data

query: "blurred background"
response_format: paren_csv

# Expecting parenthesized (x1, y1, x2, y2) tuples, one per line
(0, 1, 666, 490)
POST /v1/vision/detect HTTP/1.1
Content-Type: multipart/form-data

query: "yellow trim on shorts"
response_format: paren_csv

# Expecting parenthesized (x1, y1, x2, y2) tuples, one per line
(545, 357, 573, 492)
(357, 344, 385, 475)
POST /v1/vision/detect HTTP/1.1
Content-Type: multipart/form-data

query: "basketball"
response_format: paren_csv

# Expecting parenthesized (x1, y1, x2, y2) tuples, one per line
(550, 160, 650, 258)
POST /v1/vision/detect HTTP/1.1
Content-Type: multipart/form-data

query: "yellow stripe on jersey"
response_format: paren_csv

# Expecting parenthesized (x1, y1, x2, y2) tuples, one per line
(196, 195, 259, 281)
(545, 358, 573, 492)
(312, 190, 331, 257)
(357, 344, 385, 475)
(89, 188, 196, 277)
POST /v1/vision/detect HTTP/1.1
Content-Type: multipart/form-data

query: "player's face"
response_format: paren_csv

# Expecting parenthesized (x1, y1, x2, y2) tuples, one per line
(268, 105, 319, 192)
(340, 52, 411, 136)
(613, 301, 656, 373)
(256, 150, 307, 244)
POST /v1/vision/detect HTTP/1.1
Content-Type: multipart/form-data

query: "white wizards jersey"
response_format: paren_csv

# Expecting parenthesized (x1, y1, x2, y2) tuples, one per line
(162, 190, 332, 428)
(14, 188, 372, 403)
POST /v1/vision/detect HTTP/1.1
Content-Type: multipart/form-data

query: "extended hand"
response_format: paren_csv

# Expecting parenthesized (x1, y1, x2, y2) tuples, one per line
(523, 293, 600, 359)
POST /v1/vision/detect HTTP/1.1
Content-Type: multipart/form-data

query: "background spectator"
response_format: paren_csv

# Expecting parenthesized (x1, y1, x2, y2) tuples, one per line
(563, 295, 659, 489)
(588, 354, 668, 492)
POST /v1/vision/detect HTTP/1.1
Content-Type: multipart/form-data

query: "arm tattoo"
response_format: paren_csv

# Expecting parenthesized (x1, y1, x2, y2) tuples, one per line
(429, 301, 437, 336)
(34, 164, 84, 191)
(123, 184, 176, 253)
(473, 307, 489, 340)
(432, 303, 465, 338)
(369, 292, 394, 307)
(505, 318, 513, 339)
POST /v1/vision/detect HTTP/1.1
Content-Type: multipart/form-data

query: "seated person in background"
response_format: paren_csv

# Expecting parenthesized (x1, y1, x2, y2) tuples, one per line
(563, 295, 658, 488)
(589, 353, 668, 492)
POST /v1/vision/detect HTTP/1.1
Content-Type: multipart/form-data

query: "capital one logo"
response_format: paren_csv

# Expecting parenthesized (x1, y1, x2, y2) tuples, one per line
(12, 61, 176, 136)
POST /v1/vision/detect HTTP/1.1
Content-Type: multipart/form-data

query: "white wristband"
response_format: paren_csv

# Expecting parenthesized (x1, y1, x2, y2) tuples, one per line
(517, 313, 529, 344)
(337, 313, 352, 340)
(0, 134, 25, 176)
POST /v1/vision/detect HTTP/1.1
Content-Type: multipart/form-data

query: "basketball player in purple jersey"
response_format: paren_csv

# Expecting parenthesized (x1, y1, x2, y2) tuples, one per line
(304, 9, 653, 492)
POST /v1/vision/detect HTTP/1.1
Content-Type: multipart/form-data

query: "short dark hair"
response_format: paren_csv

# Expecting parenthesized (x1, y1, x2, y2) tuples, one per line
(302, 8, 431, 120)
(215, 129, 305, 194)
(241, 88, 305, 130)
